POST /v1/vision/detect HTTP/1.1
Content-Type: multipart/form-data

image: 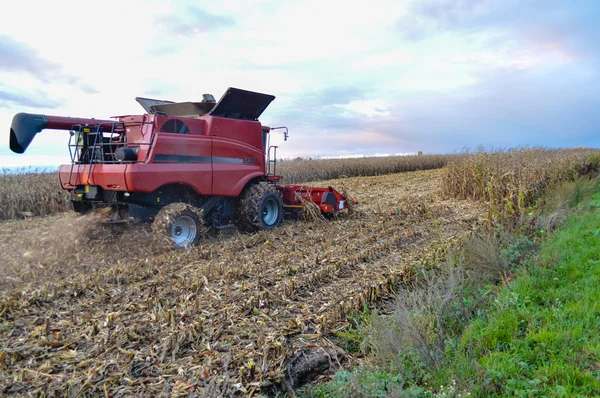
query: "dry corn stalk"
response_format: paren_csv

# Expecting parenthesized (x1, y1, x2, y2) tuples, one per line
(294, 190, 325, 222)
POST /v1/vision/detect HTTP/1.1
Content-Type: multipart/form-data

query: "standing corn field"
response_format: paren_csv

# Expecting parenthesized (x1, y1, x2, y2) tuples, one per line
(0, 168, 71, 221)
(441, 147, 600, 219)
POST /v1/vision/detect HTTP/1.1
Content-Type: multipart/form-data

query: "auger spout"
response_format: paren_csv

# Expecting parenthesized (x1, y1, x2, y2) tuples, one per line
(9, 113, 115, 154)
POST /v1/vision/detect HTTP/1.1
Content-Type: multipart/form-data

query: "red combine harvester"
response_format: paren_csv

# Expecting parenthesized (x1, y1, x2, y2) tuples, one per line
(9, 88, 352, 247)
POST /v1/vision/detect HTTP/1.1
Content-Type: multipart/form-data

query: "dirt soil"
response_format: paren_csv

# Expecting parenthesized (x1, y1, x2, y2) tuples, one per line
(0, 169, 487, 396)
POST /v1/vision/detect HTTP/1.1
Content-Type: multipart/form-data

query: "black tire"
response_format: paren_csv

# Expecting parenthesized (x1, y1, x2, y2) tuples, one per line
(236, 183, 283, 232)
(152, 203, 207, 247)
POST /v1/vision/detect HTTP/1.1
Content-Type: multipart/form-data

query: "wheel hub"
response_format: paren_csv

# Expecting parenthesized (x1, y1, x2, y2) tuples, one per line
(170, 215, 197, 247)
(262, 198, 278, 226)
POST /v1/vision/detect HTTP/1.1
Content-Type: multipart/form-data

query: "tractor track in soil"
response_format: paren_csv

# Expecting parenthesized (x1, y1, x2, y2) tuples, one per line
(0, 169, 487, 396)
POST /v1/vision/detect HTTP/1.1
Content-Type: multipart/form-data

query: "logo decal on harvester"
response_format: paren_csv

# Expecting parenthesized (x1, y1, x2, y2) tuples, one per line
(243, 157, 256, 164)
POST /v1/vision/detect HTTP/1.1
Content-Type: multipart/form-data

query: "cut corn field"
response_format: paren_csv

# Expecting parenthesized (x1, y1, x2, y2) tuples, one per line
(0, 148, 597, 395)
(0, 168, 487, 396)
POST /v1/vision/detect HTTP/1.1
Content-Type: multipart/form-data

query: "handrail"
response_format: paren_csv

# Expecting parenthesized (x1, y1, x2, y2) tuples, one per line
(67, 120, 155, 165)
(267, 145, 278, 176)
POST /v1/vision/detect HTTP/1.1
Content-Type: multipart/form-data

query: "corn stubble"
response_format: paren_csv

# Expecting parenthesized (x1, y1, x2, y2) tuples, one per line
(0, 168, 488, 395)
(0, 148, 594, 395)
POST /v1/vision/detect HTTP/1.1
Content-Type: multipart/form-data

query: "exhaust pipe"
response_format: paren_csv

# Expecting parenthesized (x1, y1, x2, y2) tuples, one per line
(9, 113, 117, 154)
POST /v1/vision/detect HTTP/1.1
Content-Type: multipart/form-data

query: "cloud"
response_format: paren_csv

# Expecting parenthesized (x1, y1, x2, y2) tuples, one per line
(273, 86, 373, 132)
(374, 65, 600, 153)
(394, 0, 600, 60)
(64, 77, 99, 95)
(155, 5, 235, 36)
(394, 0, 497, 40)
(0, 87, 63, 109)
(1, 0, 599, 166)
(0, 35, 62, 78)
(269, 46, 600, 159)
(265, 86, 406, 157)
(0, 35, 99, 93)
(289, 86, 367, 109)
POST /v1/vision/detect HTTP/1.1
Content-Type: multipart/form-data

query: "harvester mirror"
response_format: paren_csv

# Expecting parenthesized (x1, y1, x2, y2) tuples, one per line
(271, 126, 289, 141)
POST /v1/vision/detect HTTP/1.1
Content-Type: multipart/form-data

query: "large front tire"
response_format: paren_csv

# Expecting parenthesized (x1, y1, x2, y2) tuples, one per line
(236, 183, 283, 232)
(152, 203, 207, 247)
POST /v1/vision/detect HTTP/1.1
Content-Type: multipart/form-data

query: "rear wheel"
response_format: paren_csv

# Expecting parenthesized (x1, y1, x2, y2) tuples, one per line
(152, 203, 207, 247)
(236, 183, 283, 232)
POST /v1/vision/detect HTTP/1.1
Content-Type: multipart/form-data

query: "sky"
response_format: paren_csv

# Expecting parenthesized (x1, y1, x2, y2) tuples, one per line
(1, 0, 599, 167)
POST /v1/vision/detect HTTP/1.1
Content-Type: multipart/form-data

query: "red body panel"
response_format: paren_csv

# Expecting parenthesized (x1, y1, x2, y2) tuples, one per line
(124, 162, 212, 194)
(59, 164, 128, 190)
(121, 114, 153, 161)
(60, 113, 269, 197)
(203, 116, 263, 150)
(211, 136, 265, 196)
(142, 122, 213, 194)
(205, 116, 266, 196)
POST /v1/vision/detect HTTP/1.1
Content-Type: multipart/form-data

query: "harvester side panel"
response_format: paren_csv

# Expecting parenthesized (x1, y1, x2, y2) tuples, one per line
(211, 138, 265, 197)
(121, 114, 153, 161)
(203, 116, 264, 150)
(124, 163, 212, 196)
(204, 116, 268, 197)
(59, 164, 129, 191)
(128, 132, 213, 194)
(154, 114, 206, 137)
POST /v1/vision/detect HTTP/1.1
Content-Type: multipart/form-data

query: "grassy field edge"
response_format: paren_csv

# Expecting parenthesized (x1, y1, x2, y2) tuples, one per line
(304, 178, 600, 397)
(448, 184, 600, 396)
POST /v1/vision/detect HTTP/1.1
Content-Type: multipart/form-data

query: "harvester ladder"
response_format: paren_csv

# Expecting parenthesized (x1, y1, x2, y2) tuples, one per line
(266, 126, 288, 176)
(267, 145, 278, 176)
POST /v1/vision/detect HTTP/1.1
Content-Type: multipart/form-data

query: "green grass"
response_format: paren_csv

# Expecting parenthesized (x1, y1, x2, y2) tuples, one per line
(451, 192, 600, 396)
(303, 179, 600, 398)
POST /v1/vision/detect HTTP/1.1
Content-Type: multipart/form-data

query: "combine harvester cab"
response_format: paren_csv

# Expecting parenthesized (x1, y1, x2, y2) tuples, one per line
(8, 87, 354, 247)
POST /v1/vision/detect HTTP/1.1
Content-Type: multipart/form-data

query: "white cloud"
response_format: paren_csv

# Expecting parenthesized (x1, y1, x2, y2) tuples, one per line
(0, 0, 598, 167)
(340, 99, 391, 117)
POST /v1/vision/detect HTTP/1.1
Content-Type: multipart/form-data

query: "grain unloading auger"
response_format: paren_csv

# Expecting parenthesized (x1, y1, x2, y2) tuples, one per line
(9, 87, 355, 247)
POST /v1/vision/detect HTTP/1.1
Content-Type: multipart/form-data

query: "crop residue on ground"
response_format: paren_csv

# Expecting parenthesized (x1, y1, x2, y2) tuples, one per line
(0, 169, 487, 395)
